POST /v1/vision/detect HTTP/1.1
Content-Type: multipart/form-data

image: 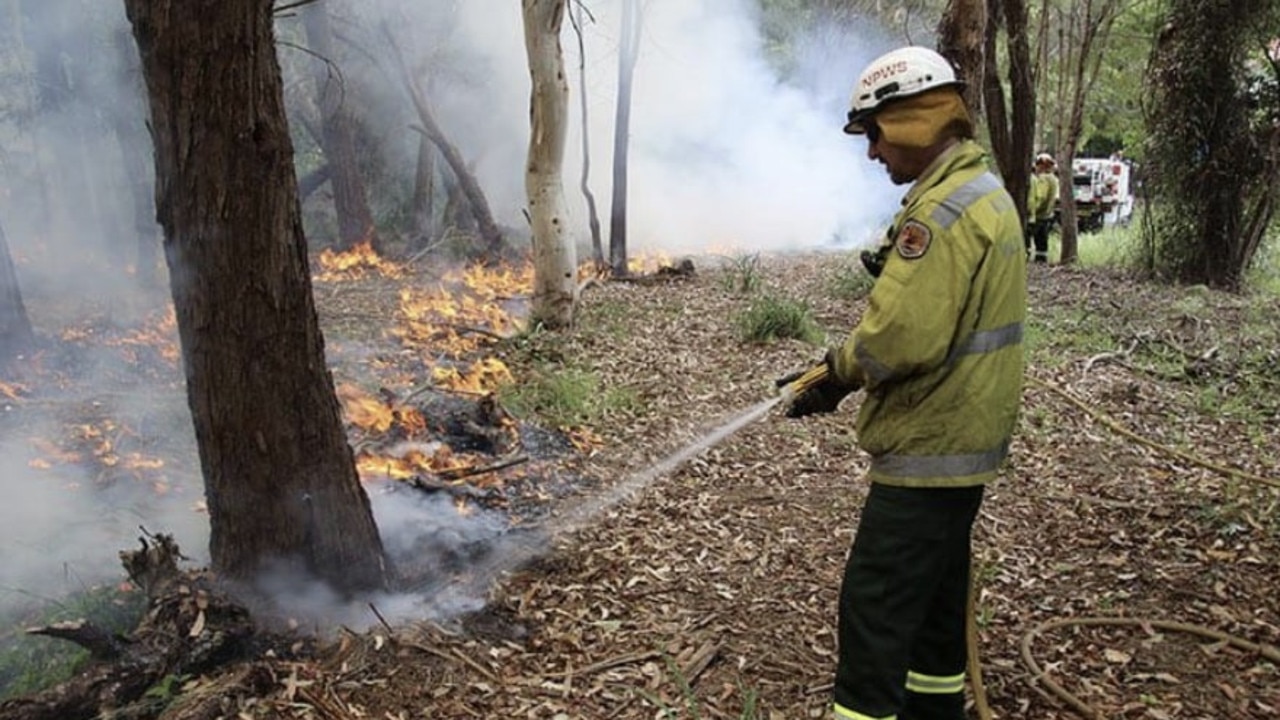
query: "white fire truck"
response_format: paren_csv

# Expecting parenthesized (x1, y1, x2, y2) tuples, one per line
(1069, 157, 1134, 232)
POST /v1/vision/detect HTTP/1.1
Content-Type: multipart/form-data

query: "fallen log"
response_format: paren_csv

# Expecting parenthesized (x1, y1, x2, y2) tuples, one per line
(0, 533, 255, 720)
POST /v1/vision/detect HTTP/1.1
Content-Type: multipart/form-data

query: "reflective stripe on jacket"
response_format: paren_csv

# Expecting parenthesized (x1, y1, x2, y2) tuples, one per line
(830, 140, 1026, 488)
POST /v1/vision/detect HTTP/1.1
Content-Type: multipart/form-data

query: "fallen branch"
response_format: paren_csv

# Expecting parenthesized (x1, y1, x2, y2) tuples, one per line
(25, 621, 124, 661)
(435, 454, 529, 482)
(679, 640, 721, 686)
(403, 640, 499, 684)
(543, 649, 663, 678)
(0, 534, 253, 720)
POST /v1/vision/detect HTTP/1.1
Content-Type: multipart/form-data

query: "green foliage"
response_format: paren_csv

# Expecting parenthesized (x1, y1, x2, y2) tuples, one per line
(0, 582, 146, 700)
(142, 673, 191, 712)
(1139, 0, 1280, 289)
(720, 253, 764, 295)
(734, 294, 824, 345)
(1070, 222, 1142, 268)
(499, 365, 640, 429)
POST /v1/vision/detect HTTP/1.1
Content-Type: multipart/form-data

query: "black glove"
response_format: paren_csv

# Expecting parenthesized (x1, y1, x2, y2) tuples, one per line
(860, 245, 890, 278)
(777, 353, 856, 418)
(786, 375, 853, 417)
(774, 368, 806, 388)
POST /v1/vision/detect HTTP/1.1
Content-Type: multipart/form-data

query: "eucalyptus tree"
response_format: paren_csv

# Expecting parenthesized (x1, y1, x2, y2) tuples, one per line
(1043, 0, 1126, 263)
(522, 0, 577, 328)
(124, 0, 388, 594)
(608, 0, 641, 277)
(302, 0, 381, 253)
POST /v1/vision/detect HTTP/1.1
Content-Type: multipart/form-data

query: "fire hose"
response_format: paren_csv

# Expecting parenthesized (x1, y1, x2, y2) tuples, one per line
(776, 361, 831, 401)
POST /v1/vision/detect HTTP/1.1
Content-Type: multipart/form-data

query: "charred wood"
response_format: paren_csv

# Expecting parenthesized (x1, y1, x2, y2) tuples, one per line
(0, 534, 255, 720)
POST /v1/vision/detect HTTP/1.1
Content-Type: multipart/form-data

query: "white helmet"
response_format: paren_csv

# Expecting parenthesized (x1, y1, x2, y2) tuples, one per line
(1035, 152, 1056, 166)
(845, 47, 962, 134)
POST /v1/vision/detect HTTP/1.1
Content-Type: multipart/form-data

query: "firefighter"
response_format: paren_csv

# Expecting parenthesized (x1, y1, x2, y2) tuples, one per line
(783, 46, 1026, 720)
(1027, 153, 1058, 263)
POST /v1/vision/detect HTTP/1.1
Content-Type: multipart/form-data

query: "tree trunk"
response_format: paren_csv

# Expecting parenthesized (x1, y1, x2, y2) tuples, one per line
(110, 27, 162, 286)
(302, 2, 381, 253)
(983, 0, 1034, 226)
(522, 0, 577, 329)
(124, 0, 388, 594)
(408, 135, 437, 252)
(0, 217, 34, 363)
(936, 0, 986, 117)
(608, 0, 641, 276)
(570, 0, 604, 267)
(1002, 0, 1036, 227)
(383, 25, 507, 262)
(1053, 0, 1122, 264)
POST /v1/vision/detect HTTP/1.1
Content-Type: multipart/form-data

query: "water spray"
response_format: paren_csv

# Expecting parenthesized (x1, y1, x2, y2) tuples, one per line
(408, 363, 829, 617)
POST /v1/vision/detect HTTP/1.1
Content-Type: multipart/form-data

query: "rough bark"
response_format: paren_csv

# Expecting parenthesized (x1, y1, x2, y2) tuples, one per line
(936, 0, 987, 117)
(980, 0, 1036, 226)
(124, 0, 388, 593)
(522, 0, 577, 329)
(302, 2, 380, 253)
(608, 0, 641, 276)
(0, 217, 34, 362)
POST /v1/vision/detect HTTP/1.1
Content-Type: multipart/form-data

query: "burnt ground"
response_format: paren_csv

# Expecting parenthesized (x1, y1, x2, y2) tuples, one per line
(6, 252, 1280, 719)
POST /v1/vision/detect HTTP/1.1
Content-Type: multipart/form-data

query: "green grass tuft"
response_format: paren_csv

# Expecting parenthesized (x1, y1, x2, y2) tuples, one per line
(0, 582, 146, 700)
(734, 294, 824, 345)
(829, 261, 876, 300)
(720, 253, 764, 295)
(499, 365, 641, 428)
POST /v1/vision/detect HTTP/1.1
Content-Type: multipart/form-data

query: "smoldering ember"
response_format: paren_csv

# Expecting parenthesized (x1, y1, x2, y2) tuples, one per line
(1, 2, 1279, 720)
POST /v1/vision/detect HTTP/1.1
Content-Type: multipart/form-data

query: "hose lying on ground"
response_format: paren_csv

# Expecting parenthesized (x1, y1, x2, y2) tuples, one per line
(1020, 616, 1280, 719)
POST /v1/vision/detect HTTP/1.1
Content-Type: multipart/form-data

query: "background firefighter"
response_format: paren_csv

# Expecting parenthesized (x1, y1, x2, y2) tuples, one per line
(1027, 153, 1059, 263)
(781, 46, 1026, 720)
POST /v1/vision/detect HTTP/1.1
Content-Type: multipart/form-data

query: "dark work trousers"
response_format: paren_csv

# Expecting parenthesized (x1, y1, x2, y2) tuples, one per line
(833, 483, 985, 720)
(1029, 220, 1051, 263)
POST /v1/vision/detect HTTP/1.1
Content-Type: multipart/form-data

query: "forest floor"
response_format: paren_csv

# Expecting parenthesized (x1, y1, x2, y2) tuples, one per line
(7, 250, 1280, 719)
(285, 253, 1280, 720)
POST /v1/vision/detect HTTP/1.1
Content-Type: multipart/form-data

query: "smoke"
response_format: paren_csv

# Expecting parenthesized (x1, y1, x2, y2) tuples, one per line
(334, 0, 903, 253)
(0, 422, 206, 619)
(0, 0, 910, 630)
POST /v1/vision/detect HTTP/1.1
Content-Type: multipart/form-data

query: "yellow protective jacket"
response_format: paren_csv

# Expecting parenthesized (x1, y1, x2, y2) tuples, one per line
(830, 140, 1026, 487)
(1029, 171, 1059, 222)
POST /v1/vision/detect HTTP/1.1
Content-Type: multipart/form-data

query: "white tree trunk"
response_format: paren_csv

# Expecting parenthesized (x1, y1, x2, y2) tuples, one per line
(522, 0, 576, 329)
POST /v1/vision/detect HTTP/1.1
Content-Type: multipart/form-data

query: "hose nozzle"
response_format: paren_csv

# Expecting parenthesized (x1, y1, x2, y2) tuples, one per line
(778, 363, 830, 402)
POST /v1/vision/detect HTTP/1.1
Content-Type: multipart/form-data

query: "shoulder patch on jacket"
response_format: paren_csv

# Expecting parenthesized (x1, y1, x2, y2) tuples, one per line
(895, 220, 932, 259)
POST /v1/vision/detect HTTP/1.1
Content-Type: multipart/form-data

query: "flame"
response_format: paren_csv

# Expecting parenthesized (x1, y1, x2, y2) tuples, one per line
(628, 250, 674, 274)
(314, 240, 403, 281)
(354, 441, 472, 481)
(336, 383, 429, 433)
(0, 380, 27, 402)
(431, 357, 512, 395)
(57, 308, 181, 369)
(394, 262, 530, 357)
